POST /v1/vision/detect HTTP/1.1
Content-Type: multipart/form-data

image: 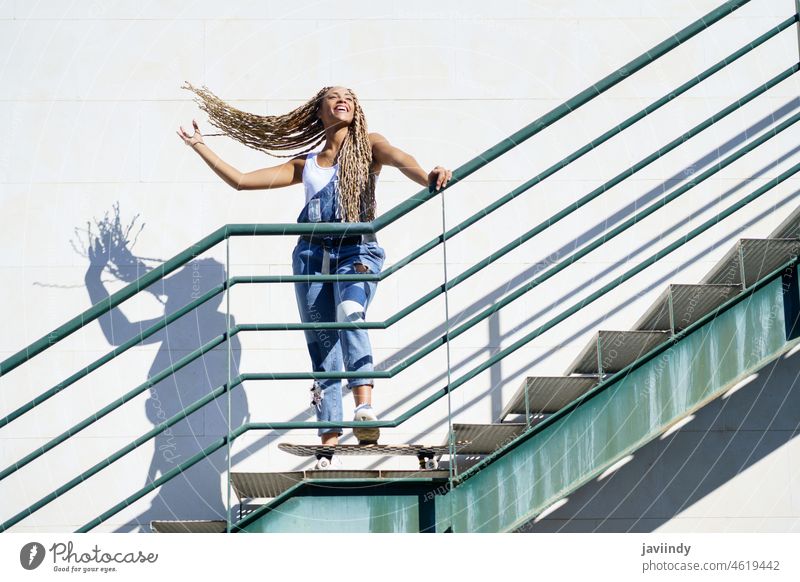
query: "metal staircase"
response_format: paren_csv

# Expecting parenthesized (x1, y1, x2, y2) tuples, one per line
(151, 209, 800, 532)
(1, 0, 799, 533)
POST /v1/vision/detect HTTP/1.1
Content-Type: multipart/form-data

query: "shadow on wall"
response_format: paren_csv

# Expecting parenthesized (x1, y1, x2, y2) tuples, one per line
(60, 92, 798, 528)
(515, 344, 800, 533)
(75, 204, 249, 532)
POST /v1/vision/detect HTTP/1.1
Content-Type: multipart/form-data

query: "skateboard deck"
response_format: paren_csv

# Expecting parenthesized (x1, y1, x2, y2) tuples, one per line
(279, 442, 471, 470)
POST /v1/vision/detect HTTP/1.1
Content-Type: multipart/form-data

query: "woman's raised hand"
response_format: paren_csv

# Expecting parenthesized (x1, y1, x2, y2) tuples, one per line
(176, 119, 204, 148)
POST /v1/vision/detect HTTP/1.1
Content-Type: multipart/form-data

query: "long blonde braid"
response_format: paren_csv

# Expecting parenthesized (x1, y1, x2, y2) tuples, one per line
(181, 82, 377, 222)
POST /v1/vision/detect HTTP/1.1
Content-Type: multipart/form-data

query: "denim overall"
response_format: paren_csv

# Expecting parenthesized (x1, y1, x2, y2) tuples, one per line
(292, 172, 385, 436)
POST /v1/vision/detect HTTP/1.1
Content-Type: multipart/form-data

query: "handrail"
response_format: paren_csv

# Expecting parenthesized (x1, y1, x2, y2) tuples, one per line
(4, 107, 797, 531)
(69, 160, 800, 533)
(0, 0, 753, 378)
(3, 63, 795, 479)
(3, 18, 793, 429)
(2, 0, 784, 531)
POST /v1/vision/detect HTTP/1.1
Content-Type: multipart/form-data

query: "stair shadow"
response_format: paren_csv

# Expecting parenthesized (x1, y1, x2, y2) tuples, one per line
(360, 186, 800, 473)
(269, 100, 800, 472)
(64, 98, 798, 529)
(386, 98, 799, 420)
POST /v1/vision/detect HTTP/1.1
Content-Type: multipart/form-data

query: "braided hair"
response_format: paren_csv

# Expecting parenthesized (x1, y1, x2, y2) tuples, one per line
(181, 82, 376, 222)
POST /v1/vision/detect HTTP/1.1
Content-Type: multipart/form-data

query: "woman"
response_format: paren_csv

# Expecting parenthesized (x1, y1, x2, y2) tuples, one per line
(177, 83, 452, 468)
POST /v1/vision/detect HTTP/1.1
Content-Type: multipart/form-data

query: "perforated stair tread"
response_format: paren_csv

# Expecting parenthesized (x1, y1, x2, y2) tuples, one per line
(447, 423, 527, 455)
(633, 283, 742, 332)
(566, 330, 671, 375)
(700, 238, 800, 287)
(231, 470, 449, 500)
(150, 520, 226, 533)
(500, 376, 600, 419)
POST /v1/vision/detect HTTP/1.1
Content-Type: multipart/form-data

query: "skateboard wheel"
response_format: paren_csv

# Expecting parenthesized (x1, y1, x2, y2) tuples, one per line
(424, 458, 438, 470)
(315, 457, 331, 469)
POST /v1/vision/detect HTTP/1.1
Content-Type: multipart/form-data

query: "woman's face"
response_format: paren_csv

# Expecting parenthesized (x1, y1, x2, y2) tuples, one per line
(317, 86, 355, 129)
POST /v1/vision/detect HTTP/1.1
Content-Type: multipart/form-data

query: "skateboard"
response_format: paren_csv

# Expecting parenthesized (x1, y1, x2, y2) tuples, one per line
(278, 442, 471, 470)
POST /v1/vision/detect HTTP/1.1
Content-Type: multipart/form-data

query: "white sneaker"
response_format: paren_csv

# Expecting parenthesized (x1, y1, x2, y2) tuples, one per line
(353, 404, 380, 444)
(313, 454, 342, 470)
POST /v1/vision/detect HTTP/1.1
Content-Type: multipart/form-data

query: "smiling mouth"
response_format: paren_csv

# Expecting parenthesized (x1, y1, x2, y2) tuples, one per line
(334, 106, 348, 113)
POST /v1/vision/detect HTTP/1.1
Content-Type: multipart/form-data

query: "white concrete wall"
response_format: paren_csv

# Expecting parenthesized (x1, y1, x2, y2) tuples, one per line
(0, 0, 798, 532)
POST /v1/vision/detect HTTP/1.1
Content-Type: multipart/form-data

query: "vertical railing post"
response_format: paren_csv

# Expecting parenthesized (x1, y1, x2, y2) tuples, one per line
(439, 186, 457, 487)
(524, 380, 531, 429)
(795, 1, 800, 59)
(225, 232, 233, 533)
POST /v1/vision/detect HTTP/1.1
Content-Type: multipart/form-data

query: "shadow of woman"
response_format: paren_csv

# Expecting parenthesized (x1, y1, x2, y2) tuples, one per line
(82, 228, 249, 532)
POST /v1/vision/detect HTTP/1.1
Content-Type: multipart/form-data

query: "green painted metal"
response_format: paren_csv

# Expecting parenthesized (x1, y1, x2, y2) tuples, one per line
(242, 495, 421, 533)
(436, 265, 797, 532)
(7, 62, 792, 485)
(369, 0, 753, 233)
(228, 477, 446, 533)
(0, 332, 228, 481)
(7, 94, 798, 534)
(3, 15, 789, 433)
(0, 0, 752, 379)
(65, 159, 799, 534)
(796, 1, 800, 60)
(0, 284, 225, 429)
(2, 0, 787, 533)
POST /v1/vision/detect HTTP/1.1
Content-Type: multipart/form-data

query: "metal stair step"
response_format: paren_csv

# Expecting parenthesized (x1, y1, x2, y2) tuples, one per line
(566, 330, 671, 375)
(633, 283, 742, 332)
(701, 238, 800, 287)
(231, 470, 449, 500)
(500, 376, 599, 420)
(150, 520, 226, 533)
(446, 423, 527, 455)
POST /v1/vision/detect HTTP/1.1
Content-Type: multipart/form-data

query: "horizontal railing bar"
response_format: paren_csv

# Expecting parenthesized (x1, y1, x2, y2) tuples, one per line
(370, 0, 754, 231)
(0, 226, 228, 377)
(9, 99, 790, 484)
(455, 254, 800, 485)
(0, 284, 225, 429)
(0, 333, 229, 482)
(2, 0, 765, 531)
(224, 13, 797, 291)
(5, 31, 790, 428)
(0, 0, 750, 379)
(73, 166, 797, 530)
(233, 61, 800, 335)
(5, 62, 793, 482)
(449, 161, 800, 429)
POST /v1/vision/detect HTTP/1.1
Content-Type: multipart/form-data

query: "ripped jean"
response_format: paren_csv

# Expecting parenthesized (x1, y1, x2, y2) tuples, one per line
(292, 236, 386, 436)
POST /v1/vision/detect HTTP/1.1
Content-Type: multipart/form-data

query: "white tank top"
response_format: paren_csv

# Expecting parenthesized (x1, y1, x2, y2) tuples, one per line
(302, 150, 380, 203)
(303, 151, 338, 204)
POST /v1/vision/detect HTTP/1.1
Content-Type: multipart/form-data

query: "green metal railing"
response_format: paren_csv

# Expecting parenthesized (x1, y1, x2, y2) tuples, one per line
(3, 59, 796, 486)
(2, 0, 796, 532)
(78, 158, 800, 534)
(4, 11, 795, 431)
